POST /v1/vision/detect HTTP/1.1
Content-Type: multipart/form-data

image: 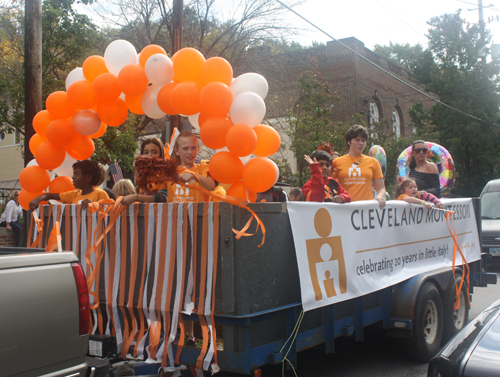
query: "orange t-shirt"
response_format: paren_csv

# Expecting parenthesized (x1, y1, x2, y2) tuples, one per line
(331, 155, 383, 201)
(59, 187, 109, 204)
(166, 162, 211, 203)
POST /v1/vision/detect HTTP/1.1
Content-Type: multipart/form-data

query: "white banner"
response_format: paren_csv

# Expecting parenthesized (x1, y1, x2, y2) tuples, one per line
(288, 198, 481, 311)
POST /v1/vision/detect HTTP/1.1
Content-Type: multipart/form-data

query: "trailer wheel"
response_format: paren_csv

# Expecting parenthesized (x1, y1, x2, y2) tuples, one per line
(409, 282, 443, 362)
(442, 275, 469, 342)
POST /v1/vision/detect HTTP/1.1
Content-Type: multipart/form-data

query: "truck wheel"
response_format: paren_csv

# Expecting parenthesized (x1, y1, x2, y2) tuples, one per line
(442, 275, 469, 342)
(409, 282, 443, 362)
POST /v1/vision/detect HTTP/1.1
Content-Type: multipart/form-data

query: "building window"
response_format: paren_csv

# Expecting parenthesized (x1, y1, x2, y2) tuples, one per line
(0, 131, 5, 142)
(392, 109, 401, 137)
(369, 101, 381, 138)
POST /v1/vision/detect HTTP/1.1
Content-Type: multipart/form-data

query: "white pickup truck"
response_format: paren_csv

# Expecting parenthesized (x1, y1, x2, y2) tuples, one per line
(0, 248, 89, 377)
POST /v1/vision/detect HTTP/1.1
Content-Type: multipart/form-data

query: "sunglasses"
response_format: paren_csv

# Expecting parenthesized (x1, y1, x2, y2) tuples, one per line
(413, 148, 428, 154)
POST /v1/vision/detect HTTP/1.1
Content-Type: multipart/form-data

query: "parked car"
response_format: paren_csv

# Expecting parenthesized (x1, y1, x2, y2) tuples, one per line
(0, 248, 89, 376)
(480, 179, 500, 257)
(427, 297, 500, 377)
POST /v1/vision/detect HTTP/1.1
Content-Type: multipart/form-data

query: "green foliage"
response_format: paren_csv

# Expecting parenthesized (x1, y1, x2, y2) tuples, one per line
(373, 42, 437, 83)
(92, 122, 139, 174)
(378, 12, 500, 197)
(0, 0, 103, 136)
(280, 71, 347, 187)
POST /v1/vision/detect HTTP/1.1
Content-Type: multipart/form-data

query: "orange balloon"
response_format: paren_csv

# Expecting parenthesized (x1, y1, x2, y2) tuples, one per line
(200, 57, 233, 86)
(32, 110, 53, 138)
(18, 189, 45, 211)
(172, 47, 205, 82)
(66, 134, 95, 160)
(198, 111, 210, 127)
(199, 82, 233, 116)
(253, 124, 281, 157)
(29, 133, 47, 156)
(118, 64, 149, 96)
(199, 117, 233, 149)
(46, 91, 77, 119)
(96, 98, 129, 127)
(226, 180, 257, 203)
(35, 141, 66, 170)
(157, 82, 179, 115)
(139, 44, 167, 67)
(67, 80, 96, 110)
(46, 119, 76, 147)
(93, 73, 121, 102)
(208, 151, 244, 184)
(125, 94, 145, 115)
(19, 166, 50, 193)
(243, 157, 278, 193)
(169, 81, 202, 115)
(226, 124, 257, 157)
(89, 122, 107, 138)
(49, 176, 76, 193)
(82, 55, 109, 83)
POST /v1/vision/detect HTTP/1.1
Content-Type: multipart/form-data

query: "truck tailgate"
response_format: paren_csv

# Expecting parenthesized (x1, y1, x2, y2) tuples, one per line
(0, 251, 88, 377)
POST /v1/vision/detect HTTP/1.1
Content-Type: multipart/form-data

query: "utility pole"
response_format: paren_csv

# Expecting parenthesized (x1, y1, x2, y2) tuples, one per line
(24, 0, 43, 166)
(170, 0, 183, 137)
(478, 0, 487, 63)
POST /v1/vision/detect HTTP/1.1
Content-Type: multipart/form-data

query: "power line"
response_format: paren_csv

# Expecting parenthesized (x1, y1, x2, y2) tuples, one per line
(275, 0, 496, 126)
(375, 0, 427, 39)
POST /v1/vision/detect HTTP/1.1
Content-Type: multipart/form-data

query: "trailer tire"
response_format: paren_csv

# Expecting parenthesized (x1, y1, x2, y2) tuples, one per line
(409, 282, 443, 362)
(442, 275, 469, 342)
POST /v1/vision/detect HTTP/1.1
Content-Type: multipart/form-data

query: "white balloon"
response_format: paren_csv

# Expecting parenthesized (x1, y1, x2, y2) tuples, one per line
(270, 159, 280, 183)
(229, 92, 266, 128)
(72, 110, 102, 136)
(26, 158, 38, 167)
(54, 153, 77, 177)
(142, 85, 166, 119)
(230, 73, 269, 100)
(188, 113, 200, 129)
(145, 54, 174, 87)
(65, 67, 85, 90)
(239, 155, 252, 165)
(104, 40, 138, 75)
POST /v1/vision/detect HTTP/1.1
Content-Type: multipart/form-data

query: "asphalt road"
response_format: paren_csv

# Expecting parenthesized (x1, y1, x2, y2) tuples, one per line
(218, 259, 500, 377)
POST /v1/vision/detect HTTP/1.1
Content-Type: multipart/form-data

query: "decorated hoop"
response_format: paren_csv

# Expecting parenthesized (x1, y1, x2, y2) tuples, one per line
(368, 145, 387, 176)
(396, 142, 455, 195)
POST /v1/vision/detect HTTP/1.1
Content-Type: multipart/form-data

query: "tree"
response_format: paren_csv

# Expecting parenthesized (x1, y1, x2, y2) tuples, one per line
(0, 0, 103, 137)
(273, 71, 347, 187)
(92, 122, 139, 175)
(88, 0, 306, 65)
(377, 12, 500, 197)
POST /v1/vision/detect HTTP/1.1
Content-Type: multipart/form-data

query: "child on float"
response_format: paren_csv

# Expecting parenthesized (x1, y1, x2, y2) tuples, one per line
(289, 188, 304, 201)
(29, 160, 109, 210)
(121, 138, 169, 205)
(303, 150, 351, 203)
(113, 179, 136, 197)
(395, 178, 444, 209)
(166, 131, 217, 202)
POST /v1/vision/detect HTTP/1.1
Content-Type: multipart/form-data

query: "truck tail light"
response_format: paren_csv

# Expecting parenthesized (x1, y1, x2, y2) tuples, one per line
(71, 262, 90, 335)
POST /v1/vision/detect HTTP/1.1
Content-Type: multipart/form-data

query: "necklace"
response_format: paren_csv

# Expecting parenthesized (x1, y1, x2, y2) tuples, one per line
(349, 155, 362, 166)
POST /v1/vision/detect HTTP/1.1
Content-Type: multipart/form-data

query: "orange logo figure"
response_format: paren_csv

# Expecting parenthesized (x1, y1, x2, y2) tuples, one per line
(305, 208, 347, 301)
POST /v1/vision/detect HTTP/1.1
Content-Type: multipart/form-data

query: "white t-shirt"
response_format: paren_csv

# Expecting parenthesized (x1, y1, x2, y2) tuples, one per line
(0, 200, 22, 223)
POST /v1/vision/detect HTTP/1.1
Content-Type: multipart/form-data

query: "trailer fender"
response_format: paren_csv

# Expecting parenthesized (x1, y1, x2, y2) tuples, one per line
(390, 267, 461, 322)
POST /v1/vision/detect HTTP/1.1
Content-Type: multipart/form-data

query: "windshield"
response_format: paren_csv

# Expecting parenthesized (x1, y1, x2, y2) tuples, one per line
(481, 192, 500, 219)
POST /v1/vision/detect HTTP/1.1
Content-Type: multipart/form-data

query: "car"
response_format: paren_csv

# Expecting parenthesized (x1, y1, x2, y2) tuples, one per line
(480, 179, 500, 257)
(427, 297, 500, 377)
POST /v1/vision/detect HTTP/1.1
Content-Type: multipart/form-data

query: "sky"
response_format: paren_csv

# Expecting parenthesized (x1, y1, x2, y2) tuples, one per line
(287, 0, 500, 51)
(74, 0, 500, 55)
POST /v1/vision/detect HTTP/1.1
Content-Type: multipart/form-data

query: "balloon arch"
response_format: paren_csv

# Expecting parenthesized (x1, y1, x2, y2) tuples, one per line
(19, 40, 281, 209)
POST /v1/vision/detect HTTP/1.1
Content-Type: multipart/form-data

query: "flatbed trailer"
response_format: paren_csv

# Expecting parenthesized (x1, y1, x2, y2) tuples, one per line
(31, 198, 496, 376)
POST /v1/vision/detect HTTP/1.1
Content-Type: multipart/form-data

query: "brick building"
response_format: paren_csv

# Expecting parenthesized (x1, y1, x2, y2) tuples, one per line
(235, 37, 437, 138)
